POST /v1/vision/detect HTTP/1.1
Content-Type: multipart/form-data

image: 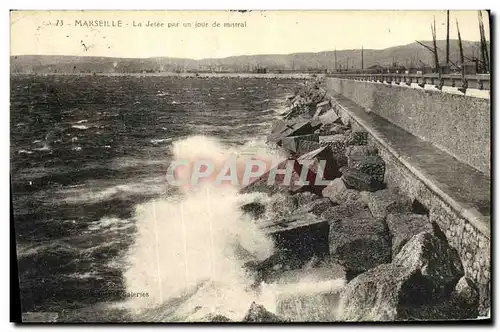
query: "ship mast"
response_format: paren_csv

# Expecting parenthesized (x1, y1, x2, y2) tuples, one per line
(446, 10, 450, 65)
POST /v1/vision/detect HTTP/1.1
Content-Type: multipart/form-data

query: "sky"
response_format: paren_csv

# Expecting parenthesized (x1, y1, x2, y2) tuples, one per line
(10, 10, 491, 59)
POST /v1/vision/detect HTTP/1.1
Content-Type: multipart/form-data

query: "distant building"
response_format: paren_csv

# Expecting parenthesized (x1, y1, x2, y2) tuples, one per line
(366, 64, 385, 73)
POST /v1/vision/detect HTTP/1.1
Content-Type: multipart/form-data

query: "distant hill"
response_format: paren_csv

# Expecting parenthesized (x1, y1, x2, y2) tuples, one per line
(11, 40, 488, 74)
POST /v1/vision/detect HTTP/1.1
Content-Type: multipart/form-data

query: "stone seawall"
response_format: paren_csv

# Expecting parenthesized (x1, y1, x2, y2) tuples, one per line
(238, 79, 489, 321)
(329, 92, 491, 316)
(325, 78, 491, 175)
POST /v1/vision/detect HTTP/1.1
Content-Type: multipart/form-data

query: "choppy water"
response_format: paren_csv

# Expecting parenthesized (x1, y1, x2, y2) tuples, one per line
(12, 74, 335, 322)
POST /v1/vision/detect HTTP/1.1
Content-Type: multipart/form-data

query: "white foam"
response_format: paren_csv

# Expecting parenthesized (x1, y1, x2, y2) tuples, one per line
(54, 177, 167, 205)
(72, 125, 88, 130)
(120, 135, 283, 318)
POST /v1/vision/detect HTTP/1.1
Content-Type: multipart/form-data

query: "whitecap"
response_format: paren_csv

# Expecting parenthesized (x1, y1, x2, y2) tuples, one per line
(18, 149, 33, 155)
(34, 144, 51, 152)
(72, 146, 82, 151)
(76, 119, 88, 124)
(151, 138, 172, 145)
(171, 101, 180, 105)
(87, 216, 134, 232)
(72, 125, 88, 130)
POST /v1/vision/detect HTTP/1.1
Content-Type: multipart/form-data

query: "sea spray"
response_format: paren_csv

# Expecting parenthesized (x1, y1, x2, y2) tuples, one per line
(121, 135, 346, 321)
(121, 135, 281, 320)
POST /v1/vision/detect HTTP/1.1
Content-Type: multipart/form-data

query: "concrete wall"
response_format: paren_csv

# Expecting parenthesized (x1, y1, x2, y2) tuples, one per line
(325, 78, 491, 175)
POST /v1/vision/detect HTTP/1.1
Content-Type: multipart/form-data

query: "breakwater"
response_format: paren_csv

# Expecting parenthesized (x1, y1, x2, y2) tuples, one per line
(233, 77, 490, 321)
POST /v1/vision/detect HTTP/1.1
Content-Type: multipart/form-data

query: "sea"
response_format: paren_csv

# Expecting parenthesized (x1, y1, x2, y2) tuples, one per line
(11, 74, 341, 322)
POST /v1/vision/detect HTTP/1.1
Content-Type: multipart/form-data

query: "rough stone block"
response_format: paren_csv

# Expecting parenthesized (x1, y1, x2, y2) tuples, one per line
(348, 155, 386, 183)
(295, 146, 342, 194)
(338, 232, 464, 321)
(322, 178, 347, 204)
(360, 189, 411, 219)
(341, 168, 384, 192)
(267, 119, 315, 146)
(318, 110, 342, 125)
(386, 213, 434, 256)
(329, 213, 391, 274)
(260, 212, 330, 265)
(319, 134, 347, 156)
(313, 100, 331, 117)
(281, 134, 318, 153)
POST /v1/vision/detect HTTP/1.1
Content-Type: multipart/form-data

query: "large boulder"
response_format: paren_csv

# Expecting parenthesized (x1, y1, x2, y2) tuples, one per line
(318, 110, 342, 126)
(338, 232, 465, 321)
(360, 189, 411, 219)
(267, 119, 316, 146)
(295, 146, 342, 194)
(259, 212, 330, 267)
(318, 135, 347, 156)
(341, 168, 384, 192)
(394, 232, 464, 297)
(322, 178, 347, 204)
(313, 100, 331, 117)
(386, 213, 434, 256)
(281, 134, 318, 154)
(243, 302, 284, 322)
(348, 155, 386, 183)
(329, 212, 391, 275)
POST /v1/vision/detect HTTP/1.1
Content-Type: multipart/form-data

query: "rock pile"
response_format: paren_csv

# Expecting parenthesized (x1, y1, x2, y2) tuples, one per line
(237, 79, 480, 322)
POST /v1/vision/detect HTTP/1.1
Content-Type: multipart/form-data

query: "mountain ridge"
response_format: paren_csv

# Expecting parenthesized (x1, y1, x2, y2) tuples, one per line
(11, 40, 488, 74)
